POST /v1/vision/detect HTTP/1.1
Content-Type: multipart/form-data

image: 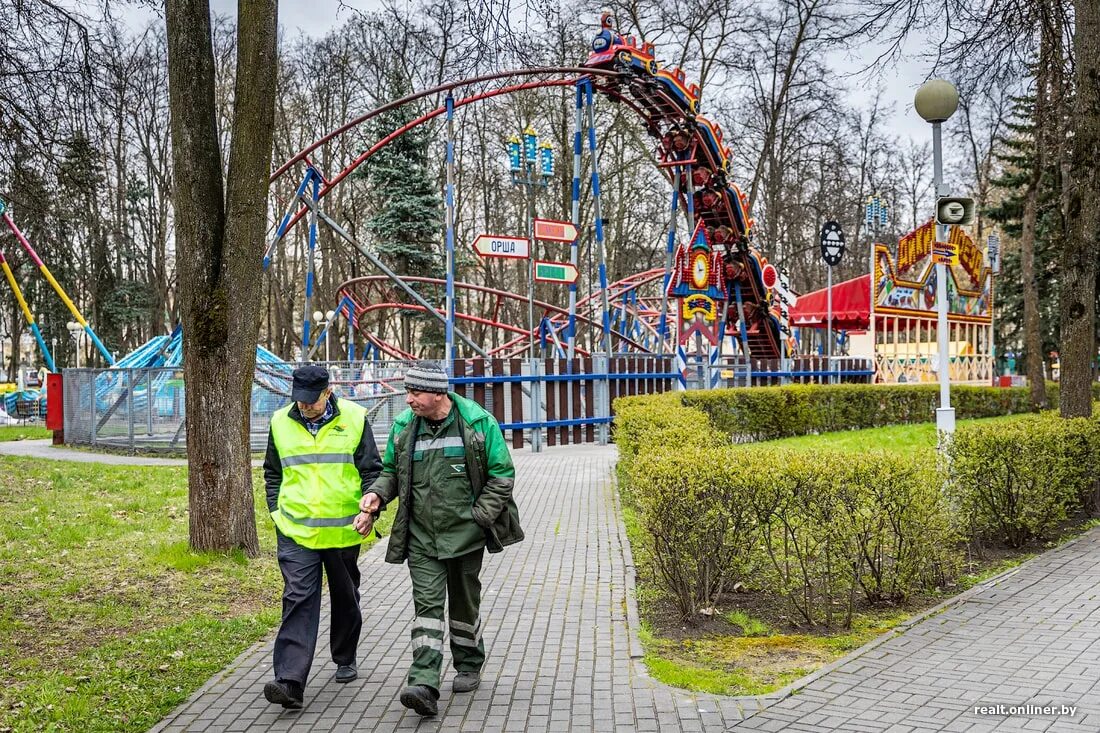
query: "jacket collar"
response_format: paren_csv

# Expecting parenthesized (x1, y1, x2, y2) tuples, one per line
(288, 395, 341, 428)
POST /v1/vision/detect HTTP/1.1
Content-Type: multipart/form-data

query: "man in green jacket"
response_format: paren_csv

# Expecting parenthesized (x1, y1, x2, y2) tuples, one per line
(262, 365, 382, 709)
(356, 361, 523, 717)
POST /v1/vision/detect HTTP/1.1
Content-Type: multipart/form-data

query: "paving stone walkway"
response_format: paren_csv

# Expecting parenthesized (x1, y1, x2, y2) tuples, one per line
(152, 445, 745, 732)
(149, 442, 1100, 733)
(728, 527, 1100, 733)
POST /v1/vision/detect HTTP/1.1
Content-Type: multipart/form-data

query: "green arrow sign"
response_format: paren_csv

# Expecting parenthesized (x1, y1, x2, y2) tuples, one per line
(533, 260, 579, 284)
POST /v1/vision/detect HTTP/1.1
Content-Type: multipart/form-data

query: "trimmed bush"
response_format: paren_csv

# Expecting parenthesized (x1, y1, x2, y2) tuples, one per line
(614, 383, 1099, 627)
(947, 414, 1100, 548)
(681, 384, 1085, 443)
(748, 448, 956, 627)
(613, 392, 720, 486)
(626, 445, 758, 619)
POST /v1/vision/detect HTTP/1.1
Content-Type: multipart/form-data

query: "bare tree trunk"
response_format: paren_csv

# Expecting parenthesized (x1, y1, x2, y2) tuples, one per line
(1022, 36, 1052, 410)
(166, 0, 278, 555)
(1062, 0, 1099, 418)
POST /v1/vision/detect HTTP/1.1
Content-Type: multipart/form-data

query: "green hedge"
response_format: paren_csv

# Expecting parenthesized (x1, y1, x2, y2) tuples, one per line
(623, 443, 957, 626)
(678, 383, 1091, 443)
(615, 386, 1100, 626)
(947, 414, 1100, 547)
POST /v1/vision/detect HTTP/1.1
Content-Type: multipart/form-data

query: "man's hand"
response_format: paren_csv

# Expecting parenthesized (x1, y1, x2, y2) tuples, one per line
(359, 492, 382, 514)
(353, 512, 374, 536)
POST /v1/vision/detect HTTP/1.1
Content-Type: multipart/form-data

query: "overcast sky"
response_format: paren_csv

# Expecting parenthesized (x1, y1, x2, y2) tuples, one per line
(122, 0, 945, 151)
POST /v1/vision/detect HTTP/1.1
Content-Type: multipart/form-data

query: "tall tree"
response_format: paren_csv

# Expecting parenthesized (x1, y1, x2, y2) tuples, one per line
(1061, 0, 1099, 417)
(165, 0, 278, 554)
(362, 69, 444, 353)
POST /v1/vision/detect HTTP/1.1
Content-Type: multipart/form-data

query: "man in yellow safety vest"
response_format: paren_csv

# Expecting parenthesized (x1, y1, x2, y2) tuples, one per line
(261, 364, 382, 709)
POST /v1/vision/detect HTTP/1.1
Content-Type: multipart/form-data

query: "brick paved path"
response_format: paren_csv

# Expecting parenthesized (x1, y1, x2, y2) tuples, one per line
(730, 528, 1100, 733)
(152, 445, 745, 732)
(154, 443, 1100, 733)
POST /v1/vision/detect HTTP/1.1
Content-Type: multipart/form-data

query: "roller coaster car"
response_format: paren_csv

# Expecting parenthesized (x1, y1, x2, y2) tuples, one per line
(662, 126, 693, 153)
(693, 115, 730, 174)
(695, 187, 724, 211)
(586, 13, 658, 75)
(653, 66, 700, 114)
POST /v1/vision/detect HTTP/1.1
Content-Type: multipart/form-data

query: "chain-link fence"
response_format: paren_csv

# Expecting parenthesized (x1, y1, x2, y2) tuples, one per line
(62, 362, 424, 453)
(63, 359, 565, 451)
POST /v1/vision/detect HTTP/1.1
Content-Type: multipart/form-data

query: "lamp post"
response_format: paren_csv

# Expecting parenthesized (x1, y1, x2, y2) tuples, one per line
(865, 193, 888, 373)
(507, 126, 554, 358)
(312, 310, 336, 363)
(65, 321, 84, 369)
(914, 79, 959, 436)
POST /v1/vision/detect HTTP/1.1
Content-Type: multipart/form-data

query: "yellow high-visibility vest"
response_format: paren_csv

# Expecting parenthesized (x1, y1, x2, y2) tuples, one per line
(270, 399, 367, 549)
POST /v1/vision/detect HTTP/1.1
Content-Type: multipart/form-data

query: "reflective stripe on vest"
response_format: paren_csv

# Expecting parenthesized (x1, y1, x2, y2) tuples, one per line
(270, 399, 368, 549)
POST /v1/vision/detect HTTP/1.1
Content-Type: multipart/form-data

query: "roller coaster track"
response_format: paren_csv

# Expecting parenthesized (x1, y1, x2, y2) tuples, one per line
(274, 52, 782, 359)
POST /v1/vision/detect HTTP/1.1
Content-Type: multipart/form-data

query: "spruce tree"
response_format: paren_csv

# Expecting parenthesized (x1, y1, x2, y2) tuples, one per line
(986, 96, 1063, 380)
(362, 70, 445, 355)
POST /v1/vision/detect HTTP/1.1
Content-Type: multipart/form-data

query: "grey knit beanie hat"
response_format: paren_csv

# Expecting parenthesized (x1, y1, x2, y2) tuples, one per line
(403, 361, 450, 394)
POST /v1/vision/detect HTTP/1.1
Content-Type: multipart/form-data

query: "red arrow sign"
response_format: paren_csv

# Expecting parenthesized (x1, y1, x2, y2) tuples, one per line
(533, 218, 578, 243)
(471, 234, 529, 259)
(533, 260, 579, 284)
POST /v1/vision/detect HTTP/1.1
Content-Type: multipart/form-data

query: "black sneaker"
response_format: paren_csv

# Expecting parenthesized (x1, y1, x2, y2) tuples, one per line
(263, 679, 304, 709)
(452, 671, 480, 693)
(399, 685, 439, 717)
(335, 664, 357, 683)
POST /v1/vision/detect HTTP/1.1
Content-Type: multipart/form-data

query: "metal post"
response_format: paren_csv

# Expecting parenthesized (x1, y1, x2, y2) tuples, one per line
(445, 94, 457, 364)
(147, 368, 154, 436)
(127, 368, 134, 450)
(585, 81, 612, 443)
(301, 169, 320, 353)
(658, 161, 681, 356)
(826, 264, 833, 382)
(568, 82, 584, 360)
(869, 211, 876, 380)
(529, 357, 543, 453)
(593, 352, 610, 445)
(527, 174, 537, 359)
(933, 120, 955, 434)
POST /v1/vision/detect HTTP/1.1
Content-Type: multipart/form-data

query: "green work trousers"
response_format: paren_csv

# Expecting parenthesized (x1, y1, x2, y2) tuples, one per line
(407, 547, 486, 691)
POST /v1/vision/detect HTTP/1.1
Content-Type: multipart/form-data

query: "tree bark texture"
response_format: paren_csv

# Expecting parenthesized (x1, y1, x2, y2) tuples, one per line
(166, 0, 278, 554)
(1062, 0, 1100, 418)
(1022, 34, 1052, 410)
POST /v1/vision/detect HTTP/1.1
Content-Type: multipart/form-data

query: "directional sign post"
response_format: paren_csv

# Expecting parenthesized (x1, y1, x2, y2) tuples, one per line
(533, 218, 578, 243)
(533, 260, 579, 284)
(931, 240, 958, 266)
(472, 234, 529, 259)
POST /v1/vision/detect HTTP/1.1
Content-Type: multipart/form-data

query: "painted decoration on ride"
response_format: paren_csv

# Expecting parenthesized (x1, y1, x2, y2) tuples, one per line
(873, 218, 993, 323)
(666, 222, 726, 345)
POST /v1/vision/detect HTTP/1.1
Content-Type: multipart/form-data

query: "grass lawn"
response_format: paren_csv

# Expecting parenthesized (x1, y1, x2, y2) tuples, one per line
(0, 425, 51, 442)
(0, 457, 391, 732)
(625, 412, 1089, 698)
(747, 412, 1032, 454)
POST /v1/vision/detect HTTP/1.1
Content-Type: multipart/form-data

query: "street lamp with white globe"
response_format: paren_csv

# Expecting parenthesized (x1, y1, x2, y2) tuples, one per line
(312, 310, 337, 363)
(914, 79, 959, 437)
(65, 321, 84, 368)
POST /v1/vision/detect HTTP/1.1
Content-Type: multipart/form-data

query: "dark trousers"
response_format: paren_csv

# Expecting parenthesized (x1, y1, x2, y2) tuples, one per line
(273, 532, 362, 688)
(407, 547, 486, 691)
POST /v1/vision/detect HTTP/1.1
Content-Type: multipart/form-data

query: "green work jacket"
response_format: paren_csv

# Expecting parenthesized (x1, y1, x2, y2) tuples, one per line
(370, 393, 524, 563)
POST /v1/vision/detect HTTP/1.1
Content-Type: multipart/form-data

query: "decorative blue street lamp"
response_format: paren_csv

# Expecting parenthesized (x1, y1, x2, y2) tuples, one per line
(539, 141, 554, 178)
(508, 135, 522, 173)
(523, 126, 538, 162)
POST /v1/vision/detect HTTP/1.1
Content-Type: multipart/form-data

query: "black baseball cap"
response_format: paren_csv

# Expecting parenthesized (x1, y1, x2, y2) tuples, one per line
(291, 364, 330, 403)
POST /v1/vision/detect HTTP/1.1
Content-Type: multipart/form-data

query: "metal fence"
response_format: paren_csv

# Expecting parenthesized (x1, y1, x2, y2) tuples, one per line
(61, 356, 679, 453)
